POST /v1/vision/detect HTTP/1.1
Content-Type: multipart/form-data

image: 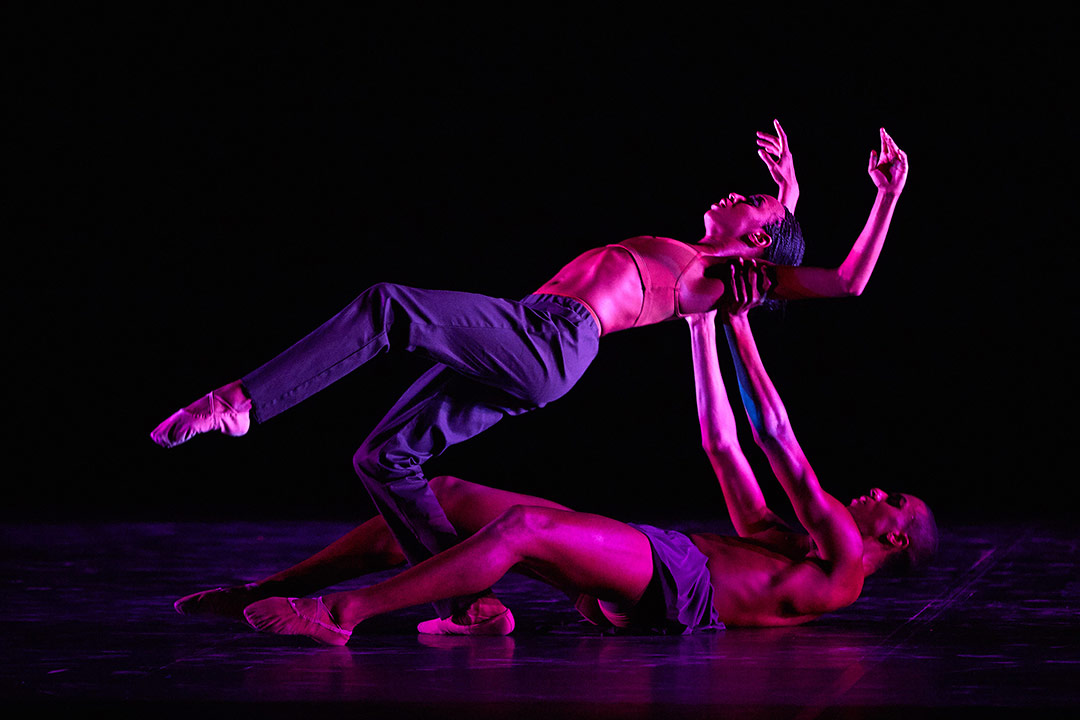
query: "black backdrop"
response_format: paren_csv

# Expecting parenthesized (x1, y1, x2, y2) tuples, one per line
(8, 7, 1074, 525)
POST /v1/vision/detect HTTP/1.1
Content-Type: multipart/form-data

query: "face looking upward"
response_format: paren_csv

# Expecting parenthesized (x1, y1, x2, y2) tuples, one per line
(702, 193, 786, 252)
(848, 488, 928, 549)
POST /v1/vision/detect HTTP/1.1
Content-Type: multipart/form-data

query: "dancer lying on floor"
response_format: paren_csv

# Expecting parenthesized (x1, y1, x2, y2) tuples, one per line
(154, 122, 908, 630)
(176, 263, 937, 644)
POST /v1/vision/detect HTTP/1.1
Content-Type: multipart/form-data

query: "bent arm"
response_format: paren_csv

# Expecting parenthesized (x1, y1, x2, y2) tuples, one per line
(757, 119, 799, 214)
(687, 312, 789, 536)
(771, 127, 909, 300)
(771, 187, 900, 299)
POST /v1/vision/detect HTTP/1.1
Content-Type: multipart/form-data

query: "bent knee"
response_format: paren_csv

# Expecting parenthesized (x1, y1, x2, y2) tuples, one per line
(353, 443, 400, 484)
(429, 474, 465, 498)
(363, 281, 400, 301)
(352, 445, 377, 479)
(494, 504, 558, 540)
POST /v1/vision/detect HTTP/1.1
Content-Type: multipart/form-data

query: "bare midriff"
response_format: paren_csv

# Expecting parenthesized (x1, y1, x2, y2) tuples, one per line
(534, 245, 646, 336)
(535, 236, 734, 336)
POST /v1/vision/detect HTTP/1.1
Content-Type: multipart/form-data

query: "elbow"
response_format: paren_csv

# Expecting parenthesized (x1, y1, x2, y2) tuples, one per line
(701, 435, 739, 459)
(837, 272, 866, 297)
(752, 412, 794, 448)
(843, 282, 865, 298)
(833, 268, 865, 297)
(836, 277, 864, 298)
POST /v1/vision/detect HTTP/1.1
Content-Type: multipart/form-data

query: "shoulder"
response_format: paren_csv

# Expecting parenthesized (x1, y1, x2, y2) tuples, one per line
(620, 235, 691, 248)
(775, 554, 864, 617)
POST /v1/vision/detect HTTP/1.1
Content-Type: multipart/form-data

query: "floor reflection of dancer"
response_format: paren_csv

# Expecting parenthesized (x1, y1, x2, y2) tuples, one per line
(176, 263, 936, 645)
(153, 123, 909, 632)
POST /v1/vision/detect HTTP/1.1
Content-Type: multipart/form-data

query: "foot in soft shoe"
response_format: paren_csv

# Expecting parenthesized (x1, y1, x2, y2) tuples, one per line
(174, 583, 263, 621)
(417, 607, 515, 636)
(151, 380, 251, 448)
(244, 597, 352, 646)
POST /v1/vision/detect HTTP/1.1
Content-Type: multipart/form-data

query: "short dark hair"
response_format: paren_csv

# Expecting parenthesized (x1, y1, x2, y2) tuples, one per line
(884, 504, 940, 576)
(760, 208, 804, 312)
(762, 208, 804, 268)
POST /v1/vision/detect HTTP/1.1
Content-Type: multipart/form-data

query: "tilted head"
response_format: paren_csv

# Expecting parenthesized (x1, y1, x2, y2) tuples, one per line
(848, 488, 938, 575)
(703, 194, 805, 312)
(703, 193, 786, 250)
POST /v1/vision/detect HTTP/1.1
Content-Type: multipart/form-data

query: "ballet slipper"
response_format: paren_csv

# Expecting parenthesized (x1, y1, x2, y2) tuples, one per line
(417, 607, 515, 636)
(174, 583, 262, 621)
(151, 380, 251, 448)
(244, 597, 352, 646)
(573, 593, 608, 626)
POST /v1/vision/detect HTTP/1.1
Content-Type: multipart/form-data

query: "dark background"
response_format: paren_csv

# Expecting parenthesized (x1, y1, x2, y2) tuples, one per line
(7, 7, 1074, 526)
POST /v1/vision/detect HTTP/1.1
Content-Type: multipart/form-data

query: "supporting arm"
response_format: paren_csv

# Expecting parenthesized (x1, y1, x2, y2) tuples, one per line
(687, 310, 790, 537)
(721, 262, 863, 568)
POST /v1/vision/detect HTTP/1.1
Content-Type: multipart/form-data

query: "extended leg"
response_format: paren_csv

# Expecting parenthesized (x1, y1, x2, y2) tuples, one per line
(175, 476, 576, 620)
(244, 504, 655, 645)
(151, 285, 598, 449)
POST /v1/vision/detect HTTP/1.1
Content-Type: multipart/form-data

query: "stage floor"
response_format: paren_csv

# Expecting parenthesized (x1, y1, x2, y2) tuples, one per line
(2, 518, 1077, 718)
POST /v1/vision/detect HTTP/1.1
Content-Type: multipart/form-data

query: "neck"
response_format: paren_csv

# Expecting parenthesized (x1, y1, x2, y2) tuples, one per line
(860, 536, 892, 577)
(698, 232, 740, 252)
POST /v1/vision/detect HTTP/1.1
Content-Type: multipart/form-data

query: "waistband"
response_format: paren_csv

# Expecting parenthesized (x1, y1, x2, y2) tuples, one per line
(523, 293, 602, 336)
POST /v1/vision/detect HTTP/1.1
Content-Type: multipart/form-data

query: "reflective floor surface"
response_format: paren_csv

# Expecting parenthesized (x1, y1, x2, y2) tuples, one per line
(2, 518, 1077, 718)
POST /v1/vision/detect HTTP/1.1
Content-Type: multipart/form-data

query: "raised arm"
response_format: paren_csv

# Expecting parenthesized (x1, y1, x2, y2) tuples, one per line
(757, 119, 799, 214)
(687, 309, 791, 537)
(720, 261, 863, 572)
(770, 128, 908, 300)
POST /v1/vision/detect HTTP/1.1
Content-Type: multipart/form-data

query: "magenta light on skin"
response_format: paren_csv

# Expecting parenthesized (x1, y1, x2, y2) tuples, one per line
(150, 124, 916, 643)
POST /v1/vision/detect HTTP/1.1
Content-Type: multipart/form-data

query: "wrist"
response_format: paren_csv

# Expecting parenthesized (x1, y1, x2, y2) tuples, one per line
(686, 312, 715, 329)
(725, 312, 750, 330)
(779, 184, 800, 213)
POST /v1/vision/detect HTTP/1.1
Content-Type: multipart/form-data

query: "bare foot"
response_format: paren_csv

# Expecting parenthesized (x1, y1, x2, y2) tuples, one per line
(151, 380, 251, 448)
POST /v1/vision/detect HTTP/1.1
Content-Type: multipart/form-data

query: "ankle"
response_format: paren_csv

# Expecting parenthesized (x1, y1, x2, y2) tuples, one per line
(462, 595, 507, 619)
(323, 592, 364, 631)
(216, 380, 252, 411)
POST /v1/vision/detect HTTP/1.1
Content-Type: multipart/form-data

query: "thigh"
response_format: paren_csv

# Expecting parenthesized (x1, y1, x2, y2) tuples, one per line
(395, 287, 598, 405)
(507, 507, 655, 608)
(432, 475, 575, 536)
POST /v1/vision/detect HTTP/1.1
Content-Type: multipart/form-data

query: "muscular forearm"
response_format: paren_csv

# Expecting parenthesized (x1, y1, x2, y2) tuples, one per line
(688, 314, 774, 534)
(779, 182, 799, 215)
(688, 314, 740, 448)
(723, 313, 846, 553)
(771, 188, 900, 300)
(722, 315, 790, 442)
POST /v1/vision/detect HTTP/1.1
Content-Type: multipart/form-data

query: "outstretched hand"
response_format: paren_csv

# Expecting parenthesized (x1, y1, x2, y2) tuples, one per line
(869, 128, 909, 195)
(721, 258, 773, 322)
(757, 119, 798, 213)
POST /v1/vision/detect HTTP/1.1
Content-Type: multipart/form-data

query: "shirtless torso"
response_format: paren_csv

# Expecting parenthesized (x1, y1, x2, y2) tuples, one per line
(689, 529, 863, 627)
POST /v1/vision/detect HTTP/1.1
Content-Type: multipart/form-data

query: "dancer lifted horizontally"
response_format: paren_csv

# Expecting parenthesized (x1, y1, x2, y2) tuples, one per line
(153, 122, 908, 632)
(208, 260, 935, 644)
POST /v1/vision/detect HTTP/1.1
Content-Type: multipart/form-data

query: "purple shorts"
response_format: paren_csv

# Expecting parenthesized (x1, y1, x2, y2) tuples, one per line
(578, 523, 724, 635)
